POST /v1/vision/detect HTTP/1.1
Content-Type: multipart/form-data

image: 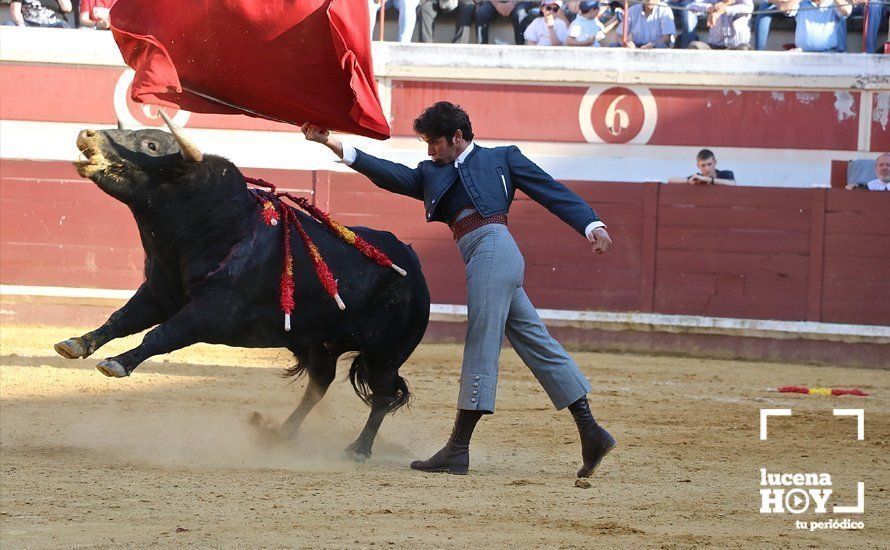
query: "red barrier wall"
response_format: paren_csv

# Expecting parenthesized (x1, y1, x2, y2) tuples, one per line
(2, 159, 889, 326)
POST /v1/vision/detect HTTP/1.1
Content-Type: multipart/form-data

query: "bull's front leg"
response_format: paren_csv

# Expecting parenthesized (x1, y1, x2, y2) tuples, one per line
(54, 284, 170, 360)
(94, 300, 222, 378)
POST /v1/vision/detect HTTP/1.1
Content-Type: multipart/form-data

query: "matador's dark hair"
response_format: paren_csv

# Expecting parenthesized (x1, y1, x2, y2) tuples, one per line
(413, 101, 474, 144)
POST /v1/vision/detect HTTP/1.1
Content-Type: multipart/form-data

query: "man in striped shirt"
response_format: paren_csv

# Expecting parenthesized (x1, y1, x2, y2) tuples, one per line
(687, 0, 754, 49)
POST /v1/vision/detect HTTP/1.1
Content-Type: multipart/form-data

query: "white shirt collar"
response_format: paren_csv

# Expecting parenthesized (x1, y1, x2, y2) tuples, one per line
(454, 141, 475, 168)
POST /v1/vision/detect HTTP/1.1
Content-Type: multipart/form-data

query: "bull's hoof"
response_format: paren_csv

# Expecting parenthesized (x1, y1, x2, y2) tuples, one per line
(344, 441, 371, 463)
(246, 412, 287, 447)
(54, 338, 88, 359)
(346, 450, 370, 463)
(96, 360, 128, 378)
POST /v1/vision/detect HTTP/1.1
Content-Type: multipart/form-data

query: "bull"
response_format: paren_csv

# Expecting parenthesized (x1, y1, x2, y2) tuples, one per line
(53, 119, 431, 461)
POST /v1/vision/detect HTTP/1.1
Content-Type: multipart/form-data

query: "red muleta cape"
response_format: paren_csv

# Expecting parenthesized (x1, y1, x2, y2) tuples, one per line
(110, 0, 390, 139)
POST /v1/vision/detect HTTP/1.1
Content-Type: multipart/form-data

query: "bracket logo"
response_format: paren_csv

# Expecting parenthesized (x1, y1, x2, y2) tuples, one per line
(759, 408, 865, 531)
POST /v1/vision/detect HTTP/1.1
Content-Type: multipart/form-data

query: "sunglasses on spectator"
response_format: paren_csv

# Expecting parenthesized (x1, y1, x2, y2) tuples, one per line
(543, 5, 560, 12)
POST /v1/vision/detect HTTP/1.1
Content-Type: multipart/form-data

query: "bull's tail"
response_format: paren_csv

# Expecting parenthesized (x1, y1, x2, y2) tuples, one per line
(281, 354, 309, 379)
(389, 374, 413, 413)
(348, 353, 412, 413)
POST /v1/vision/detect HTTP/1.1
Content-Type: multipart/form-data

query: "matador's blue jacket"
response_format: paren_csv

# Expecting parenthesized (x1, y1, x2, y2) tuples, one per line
(350, 144, 601, 235)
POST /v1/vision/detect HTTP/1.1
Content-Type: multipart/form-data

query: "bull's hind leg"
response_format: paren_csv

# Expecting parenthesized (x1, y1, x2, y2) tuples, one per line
(54, 284, 168, 360)
(278, 345, 338, 439)
(344, 354, 411, 462)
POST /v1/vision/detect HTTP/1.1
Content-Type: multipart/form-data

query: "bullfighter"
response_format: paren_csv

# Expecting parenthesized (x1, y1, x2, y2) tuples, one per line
(302, 101, 616, 477)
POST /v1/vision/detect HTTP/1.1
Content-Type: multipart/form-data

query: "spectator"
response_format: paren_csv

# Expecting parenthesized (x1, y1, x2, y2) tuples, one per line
(476, 1, 535, 44)
(566, 0, 620, 46)
(668, 149, 737, 185)
(79, 0, 115, 30)
(779, 0, 852, 52)
(563, 0, 583, 22)
(846, 153, 890, 191)
(687, 0, 754, 49)
(369, 0, 420, 43)
(525, 1, 570, 45)
(621, 0, 677, 48)
(751, 0, 778, 50)
(840, 0, 888, 53)
(756, 0, 868, 52)
(669, 0, 701, 48)
(8, 0, 72, 28)
(528, 0, 575, 22)
(419, 0, 475, 43)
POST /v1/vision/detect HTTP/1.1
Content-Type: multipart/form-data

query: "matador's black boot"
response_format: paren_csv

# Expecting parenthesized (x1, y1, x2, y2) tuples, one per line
(568, 397, 617, 478)
(410, 409, 484, 475)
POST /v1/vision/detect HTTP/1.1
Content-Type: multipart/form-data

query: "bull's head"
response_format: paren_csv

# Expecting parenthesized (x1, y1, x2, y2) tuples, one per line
(74, 115, 215, 206)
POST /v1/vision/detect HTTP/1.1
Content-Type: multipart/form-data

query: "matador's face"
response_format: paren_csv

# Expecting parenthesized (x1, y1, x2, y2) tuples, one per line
(422, 130, 468, 166)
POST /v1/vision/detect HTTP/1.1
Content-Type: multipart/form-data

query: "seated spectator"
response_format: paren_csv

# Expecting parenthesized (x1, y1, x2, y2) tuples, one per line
(528, 0, 576, 22)
(668, 149, 737, 185)
(563, 0, 583, 22)
(621, 0, 677, 48)
(7, 0, 71, 28)
(567, 1, 620, 46)
(669, 0, 700, 48)
(752, 0, 778, 50)
(754, 0, 868, 51)
(369, 0, 420, 43)
(778, 0, 852, 52)
(476, 1, 536, 44)
(524, 1, 570, 45)
(846, 153, 890, 191)
(419, 0, 475, 43)
(841, 0, 888, 53)
(687, 0, 753, 49)
(80, 0, 116, 30)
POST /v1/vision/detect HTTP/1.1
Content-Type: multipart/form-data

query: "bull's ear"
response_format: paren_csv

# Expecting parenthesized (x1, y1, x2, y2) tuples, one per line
(158, 109, 203, 162)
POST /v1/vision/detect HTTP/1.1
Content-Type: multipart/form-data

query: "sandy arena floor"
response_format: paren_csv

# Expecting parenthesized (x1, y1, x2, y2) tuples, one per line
(0, 324, 887, 548)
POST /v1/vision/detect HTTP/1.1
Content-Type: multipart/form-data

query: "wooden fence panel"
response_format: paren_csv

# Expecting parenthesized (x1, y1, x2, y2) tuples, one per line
(3, 159, 888, 326)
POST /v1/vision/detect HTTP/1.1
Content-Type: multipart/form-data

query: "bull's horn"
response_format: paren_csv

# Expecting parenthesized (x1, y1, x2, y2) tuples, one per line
(159, 109, 203, 162)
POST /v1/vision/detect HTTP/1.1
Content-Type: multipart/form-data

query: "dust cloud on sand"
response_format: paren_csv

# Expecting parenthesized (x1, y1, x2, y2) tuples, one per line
(2, 325, 888, 548)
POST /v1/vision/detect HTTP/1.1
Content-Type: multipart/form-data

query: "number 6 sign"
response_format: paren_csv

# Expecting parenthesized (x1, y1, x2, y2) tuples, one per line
(114, 69, 192, 129)
(578, 85, 657, 144)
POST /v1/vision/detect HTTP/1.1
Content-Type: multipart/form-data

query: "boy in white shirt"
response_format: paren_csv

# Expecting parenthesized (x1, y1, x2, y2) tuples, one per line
(524, 0, 570, 45)
(567, 0, 620, 46)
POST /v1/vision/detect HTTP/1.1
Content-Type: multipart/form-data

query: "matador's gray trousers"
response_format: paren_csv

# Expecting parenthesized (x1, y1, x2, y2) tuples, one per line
(455, 223, 592, 412)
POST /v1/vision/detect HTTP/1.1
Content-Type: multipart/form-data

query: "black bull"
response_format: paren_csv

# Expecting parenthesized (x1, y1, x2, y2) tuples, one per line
(54, 127, 430, 460)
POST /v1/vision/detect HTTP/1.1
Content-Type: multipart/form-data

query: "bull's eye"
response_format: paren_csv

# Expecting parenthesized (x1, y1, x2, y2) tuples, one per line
(143, 140, 158, 152)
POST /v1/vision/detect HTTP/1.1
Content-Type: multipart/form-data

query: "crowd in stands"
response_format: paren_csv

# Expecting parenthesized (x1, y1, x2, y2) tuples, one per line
(364, 0, 887, 53)
(5, 0, 887, 52)
(5, 0, 114, 29)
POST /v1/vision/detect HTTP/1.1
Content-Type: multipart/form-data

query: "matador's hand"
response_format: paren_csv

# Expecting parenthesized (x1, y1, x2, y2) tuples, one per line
(301, 123, 331, 145)
(588, 227, 612, 254)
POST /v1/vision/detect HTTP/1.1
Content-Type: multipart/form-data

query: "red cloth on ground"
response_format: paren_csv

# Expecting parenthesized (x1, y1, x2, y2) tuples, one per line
(109, 0, 390, 139)
(831, 388, 869, 397)
(778, 386, 809, 394)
